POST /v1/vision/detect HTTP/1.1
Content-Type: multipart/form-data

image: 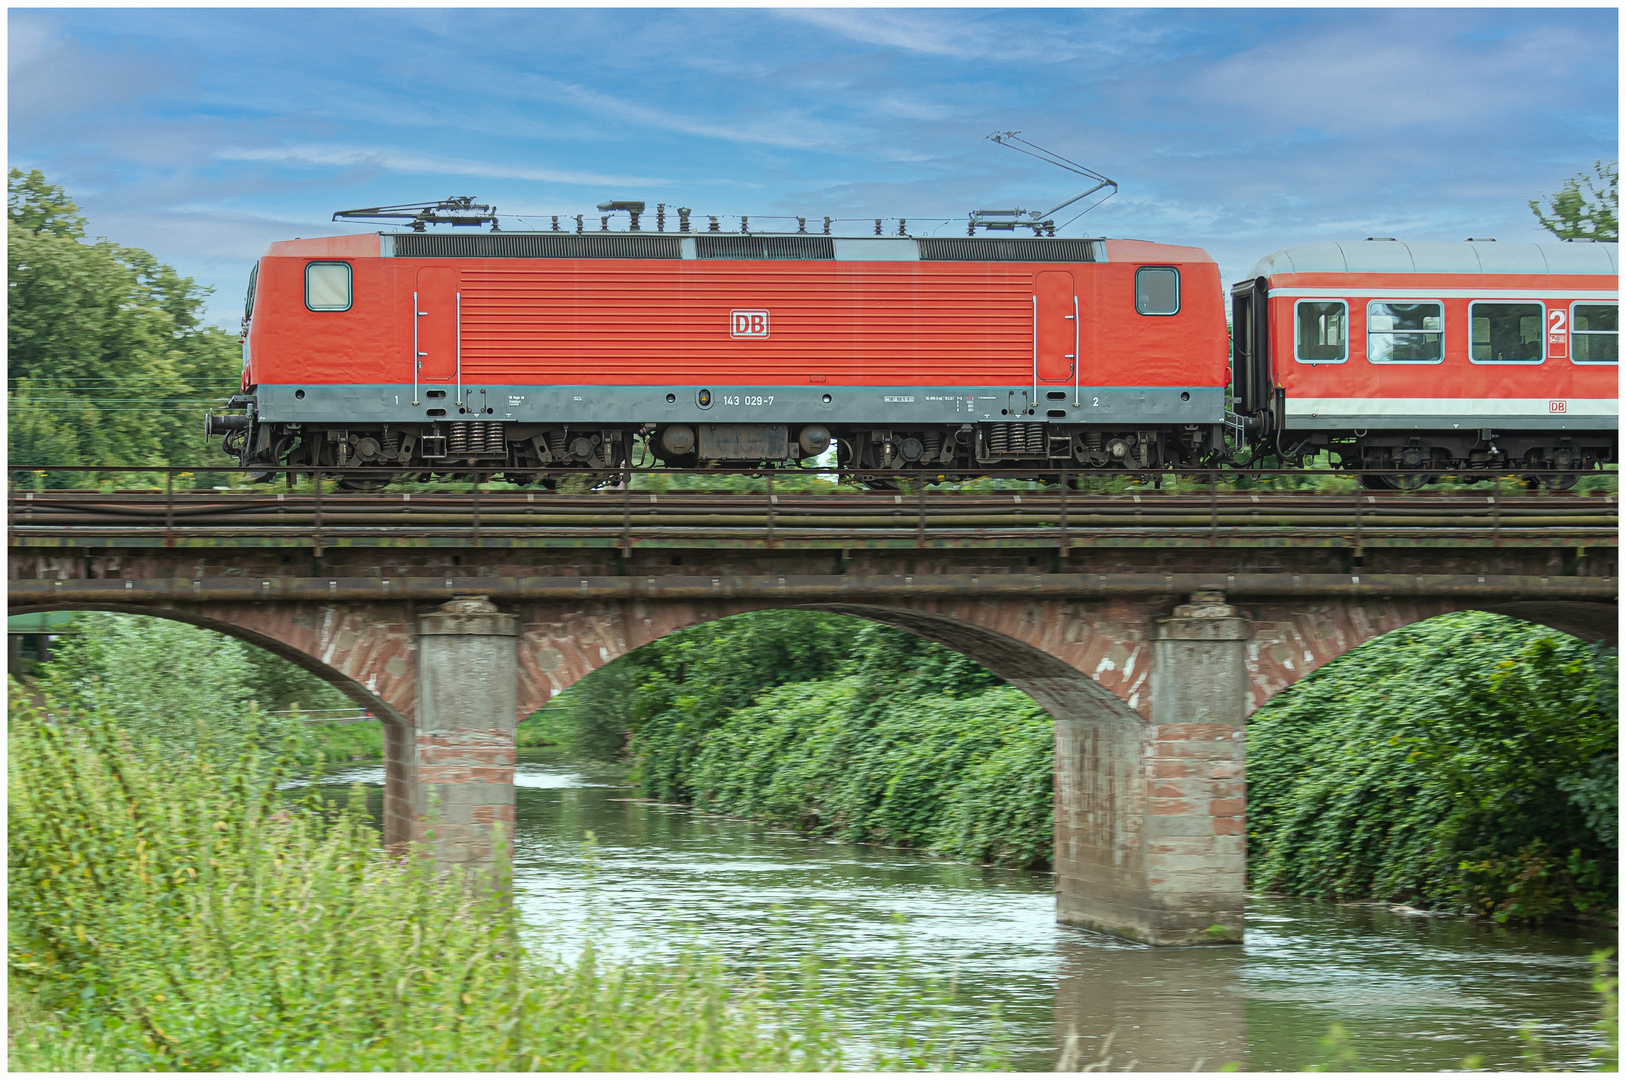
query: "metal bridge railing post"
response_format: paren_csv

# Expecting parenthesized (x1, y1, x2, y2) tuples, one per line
(1208, 468, 1218, 545)
(1354, 479, 1363, 558)
(312, 468, 324, 557)
(620, 473, 632, 552)
(766, 470, 776, 547)
(916, 475, 928, 548)
(471, 471, 482, 547)
(1492, 475, 1502, 547)
(165, 470, 174, 543)
(1058, 469, 1068, 554)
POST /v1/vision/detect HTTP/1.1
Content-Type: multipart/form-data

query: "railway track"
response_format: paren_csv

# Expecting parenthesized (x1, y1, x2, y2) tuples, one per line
(10, 487, 1616, 548)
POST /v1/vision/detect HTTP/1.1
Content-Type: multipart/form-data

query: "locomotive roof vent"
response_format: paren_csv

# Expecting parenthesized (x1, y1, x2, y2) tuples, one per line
(1365, 236, 1397, 241)
(1465, 237, 1497, 242)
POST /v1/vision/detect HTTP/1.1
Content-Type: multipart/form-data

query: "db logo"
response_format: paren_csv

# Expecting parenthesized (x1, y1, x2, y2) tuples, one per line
(1549, 400, 1568, 414)
(730, 309, 769, 338)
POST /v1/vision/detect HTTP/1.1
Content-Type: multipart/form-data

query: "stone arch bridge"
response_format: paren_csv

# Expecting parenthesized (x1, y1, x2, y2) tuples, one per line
(10, 484, 1615, 944)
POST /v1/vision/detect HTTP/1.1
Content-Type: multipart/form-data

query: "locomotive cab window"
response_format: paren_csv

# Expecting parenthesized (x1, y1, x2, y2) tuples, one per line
(1294, 300, 1347, 363)
(305, 261, 353, 312)
(1135, 267, 1179, 315)
(1469, 301, 1544, 363)
(1572, 302, 1618, 364)
(243, 262, 259, 322)
(1366, 301, 1442, 363)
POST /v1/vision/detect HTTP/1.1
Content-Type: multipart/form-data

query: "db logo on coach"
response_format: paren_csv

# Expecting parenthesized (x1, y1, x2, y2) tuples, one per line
(730, 310, 770, 338)
(1549, 400, 1568, 414)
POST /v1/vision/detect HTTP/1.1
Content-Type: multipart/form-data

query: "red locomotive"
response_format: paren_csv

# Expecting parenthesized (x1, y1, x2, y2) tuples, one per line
(216, 210, 1616, 485)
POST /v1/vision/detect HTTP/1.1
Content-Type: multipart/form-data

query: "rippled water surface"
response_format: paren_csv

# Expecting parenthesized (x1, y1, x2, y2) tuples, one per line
(319, 754, 1615, 1070)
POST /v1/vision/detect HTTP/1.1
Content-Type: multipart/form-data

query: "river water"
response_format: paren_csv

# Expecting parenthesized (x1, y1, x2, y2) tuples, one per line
(318, 753, 1615, 1071)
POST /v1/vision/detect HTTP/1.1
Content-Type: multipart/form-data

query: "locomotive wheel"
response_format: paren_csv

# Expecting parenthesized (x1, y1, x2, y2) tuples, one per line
(1524, 469, 1581, 491)
(1363, 471, 1431, 491)
(336, 473, 396, 492)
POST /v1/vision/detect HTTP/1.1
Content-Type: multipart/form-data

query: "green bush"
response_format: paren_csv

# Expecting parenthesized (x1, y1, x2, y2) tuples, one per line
(570, 613, 1051, 868)
(1246, 612, 1617, 920)
(7, 695, 988, 1071)
(32, 612, 372, 768)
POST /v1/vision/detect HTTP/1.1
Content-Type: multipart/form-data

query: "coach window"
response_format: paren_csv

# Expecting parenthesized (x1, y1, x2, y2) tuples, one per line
(1366, 301, 1443, 363)
(1135, 267, 1179, 315)
(305, 261, 353, 312)
(1469, 301, 1544, 363)
(1572, 302, 1618, 364)
(1294, 300, 1347, 363)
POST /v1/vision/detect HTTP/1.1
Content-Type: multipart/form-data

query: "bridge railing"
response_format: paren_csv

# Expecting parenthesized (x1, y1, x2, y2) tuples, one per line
(8, 464, 1616, 553)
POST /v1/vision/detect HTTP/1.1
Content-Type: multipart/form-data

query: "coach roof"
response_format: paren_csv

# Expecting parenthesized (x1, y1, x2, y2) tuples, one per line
(1248, 240, 1618, 281)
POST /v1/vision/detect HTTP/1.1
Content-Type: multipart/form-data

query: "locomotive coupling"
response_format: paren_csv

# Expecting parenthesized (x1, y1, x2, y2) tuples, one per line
(205, 409, 250, 435)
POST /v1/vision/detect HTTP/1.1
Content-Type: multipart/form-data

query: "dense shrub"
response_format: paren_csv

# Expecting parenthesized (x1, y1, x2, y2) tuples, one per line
(1246, 612, 1617, 921)
(7, 694, 986, 1071)
(545, 612, 1051, 868)
(34, 611, 376, 766)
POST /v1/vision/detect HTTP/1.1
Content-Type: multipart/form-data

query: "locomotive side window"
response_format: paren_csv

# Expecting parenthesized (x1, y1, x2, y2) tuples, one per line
(1366, 301, 1442, 363)
(1469, 301, 1544, 363)
(305, 261, 353, 312)
(1572, 302, 1618, 364)
(1294, 300, 1347, 363)
(1135, 267, 1179, 315)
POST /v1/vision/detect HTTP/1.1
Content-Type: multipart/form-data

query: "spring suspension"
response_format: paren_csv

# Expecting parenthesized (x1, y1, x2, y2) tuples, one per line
(483, 422, 506, 457)
(988, 423, 1010, 455)
(921, 432, 942, 464)
(1025, 424, 1046, 456)
(380, 430, 401, 461)
(447, 422, 470, 456)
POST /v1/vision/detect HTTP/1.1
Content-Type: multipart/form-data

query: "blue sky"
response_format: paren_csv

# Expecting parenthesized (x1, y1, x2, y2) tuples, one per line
(9, 7, 1619, 328)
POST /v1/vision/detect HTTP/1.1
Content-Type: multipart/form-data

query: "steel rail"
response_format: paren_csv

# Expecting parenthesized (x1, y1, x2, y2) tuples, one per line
(10, 572, 1616, 607)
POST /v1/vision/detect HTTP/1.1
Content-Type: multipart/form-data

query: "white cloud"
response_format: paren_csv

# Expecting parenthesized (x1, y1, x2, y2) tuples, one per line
(213, 145, 666, 188)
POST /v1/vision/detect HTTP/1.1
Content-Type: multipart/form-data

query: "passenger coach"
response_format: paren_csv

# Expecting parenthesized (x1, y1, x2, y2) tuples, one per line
(1231, 239, 1617, 484)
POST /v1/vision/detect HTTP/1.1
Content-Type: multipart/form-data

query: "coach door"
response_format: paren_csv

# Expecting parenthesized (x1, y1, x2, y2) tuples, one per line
(415, 267, 460, 384)
(1035, 271, 1077, 382)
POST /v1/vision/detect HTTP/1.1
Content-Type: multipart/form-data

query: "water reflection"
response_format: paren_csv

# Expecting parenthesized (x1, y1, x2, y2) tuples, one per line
(311, 752, 1614, 1071)
(1055, 938, 1247, 1071)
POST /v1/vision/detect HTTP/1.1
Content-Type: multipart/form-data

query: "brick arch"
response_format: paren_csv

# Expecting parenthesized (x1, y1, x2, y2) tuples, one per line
(1242, 597, 1617, 713)
(513, 596, 1160, 725)
(8, 600, 425, 847)
(8, 600, 419, 723)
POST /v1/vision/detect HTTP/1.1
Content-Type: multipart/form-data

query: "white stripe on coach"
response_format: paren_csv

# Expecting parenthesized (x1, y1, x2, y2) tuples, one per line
(1285, 397, 1618, 418)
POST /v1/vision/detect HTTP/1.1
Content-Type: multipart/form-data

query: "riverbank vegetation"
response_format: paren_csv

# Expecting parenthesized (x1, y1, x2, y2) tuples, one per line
(28, 611, 381, 765)
(1247, 611, 1617, 922)
(527, 611, 1055, 868)
(7, 693, 996, 1071)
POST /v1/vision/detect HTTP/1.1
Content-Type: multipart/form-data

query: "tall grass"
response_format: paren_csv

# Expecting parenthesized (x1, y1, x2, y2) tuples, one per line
(7, 691, 994, 1071)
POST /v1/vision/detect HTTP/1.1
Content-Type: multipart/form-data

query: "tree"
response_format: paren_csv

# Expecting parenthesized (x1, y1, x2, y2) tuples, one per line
(1529, 160, 1618, 242)
(7, 169, 242, 477)
(6, 168, 86, 238)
